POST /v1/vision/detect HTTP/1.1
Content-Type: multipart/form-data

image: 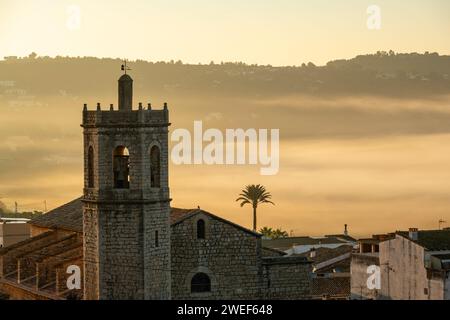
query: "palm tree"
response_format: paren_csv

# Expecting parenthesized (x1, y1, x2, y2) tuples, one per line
(259, 227, 274, 239)
(236, 184, 275, 231)
(259, 227, 289, 239)
(271, 228, 289, 239)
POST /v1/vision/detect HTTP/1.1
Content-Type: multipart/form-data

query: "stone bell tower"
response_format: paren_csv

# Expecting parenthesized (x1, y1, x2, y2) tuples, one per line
(81, 68, 171, 300)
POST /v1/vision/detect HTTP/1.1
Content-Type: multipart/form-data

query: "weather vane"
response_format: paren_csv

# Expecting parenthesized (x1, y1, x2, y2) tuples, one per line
(121, 60, 131, 75)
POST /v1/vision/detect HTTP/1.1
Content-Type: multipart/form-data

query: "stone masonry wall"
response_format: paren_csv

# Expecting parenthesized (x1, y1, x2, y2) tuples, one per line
(262, 257, 312, 300)
(97, 204, 145, 299)
(171, 213, 262, 299)
(143, 201, 171, 299)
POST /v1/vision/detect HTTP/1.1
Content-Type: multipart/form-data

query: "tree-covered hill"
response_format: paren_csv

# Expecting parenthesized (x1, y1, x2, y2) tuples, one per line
(0, 51, 449, 100)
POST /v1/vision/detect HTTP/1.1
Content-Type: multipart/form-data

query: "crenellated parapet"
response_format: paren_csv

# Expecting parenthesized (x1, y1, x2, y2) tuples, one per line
(81, 102, 169, 128)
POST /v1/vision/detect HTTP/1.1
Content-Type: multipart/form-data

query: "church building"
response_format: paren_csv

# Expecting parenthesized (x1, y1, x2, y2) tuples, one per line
(0, 71, 311, 300)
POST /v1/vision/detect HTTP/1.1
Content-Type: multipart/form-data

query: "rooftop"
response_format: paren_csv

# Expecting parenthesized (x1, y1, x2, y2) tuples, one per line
(29, 198, 260, 237)
(431, 253, 450, 261)
(397, 230, 450, 251)
(296, 245, 353, 265)
(118, 74, 133, 82)
(30, 198, 83, 232)
(262, 236, 349, 251)
(311, 277, 350, 299)
(324, 234, 357, 242)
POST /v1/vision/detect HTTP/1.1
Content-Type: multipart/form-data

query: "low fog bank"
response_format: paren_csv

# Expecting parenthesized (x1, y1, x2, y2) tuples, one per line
(1, 91, 450, 237)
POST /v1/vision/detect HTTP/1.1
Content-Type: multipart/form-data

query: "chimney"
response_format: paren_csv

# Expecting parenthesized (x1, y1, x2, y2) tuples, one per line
(344, 224, 348, 236)
(409, 228, 419, 241)
(310, 248, 316, 259)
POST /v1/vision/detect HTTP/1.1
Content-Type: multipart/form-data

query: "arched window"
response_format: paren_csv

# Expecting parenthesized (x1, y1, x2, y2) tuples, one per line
(191, 273, 211, 293)
(150, 145, 161, 188)
(113, 146, 130, 189)
(197, 219, 205, 239)
(88, 146, 94, 188)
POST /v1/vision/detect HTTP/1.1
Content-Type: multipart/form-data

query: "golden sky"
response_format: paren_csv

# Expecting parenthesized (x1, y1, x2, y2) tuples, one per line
(1, 94, 450, 238)
(1, 0, 450, 238)
(0, 0, 449, 65)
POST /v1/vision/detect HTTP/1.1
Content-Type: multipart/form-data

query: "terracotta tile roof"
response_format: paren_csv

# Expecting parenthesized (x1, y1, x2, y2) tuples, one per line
(297, 245, 353, 265)
(312, 277, 350, 299)
(30, 198, 83, 232)
(397, 230, 450, 251)
(317, 258, 351, 273)
(170, 208, 198, 225)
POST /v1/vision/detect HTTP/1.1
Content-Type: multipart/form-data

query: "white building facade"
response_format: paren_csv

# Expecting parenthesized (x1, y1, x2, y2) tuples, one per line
(379, 229, 450, 300)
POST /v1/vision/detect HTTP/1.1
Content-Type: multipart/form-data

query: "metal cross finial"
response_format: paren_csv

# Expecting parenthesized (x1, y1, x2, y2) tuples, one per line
(121, 60, 131, 75)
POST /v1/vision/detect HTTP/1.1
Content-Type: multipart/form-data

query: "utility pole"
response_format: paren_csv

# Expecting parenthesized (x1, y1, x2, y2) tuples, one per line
(44, 200, 47, 213)
(15, 201, 18, 214)
(439, 219, 447, 230)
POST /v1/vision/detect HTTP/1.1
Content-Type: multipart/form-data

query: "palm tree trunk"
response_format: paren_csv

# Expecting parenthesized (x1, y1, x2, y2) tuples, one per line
(253, 206, 257, 231)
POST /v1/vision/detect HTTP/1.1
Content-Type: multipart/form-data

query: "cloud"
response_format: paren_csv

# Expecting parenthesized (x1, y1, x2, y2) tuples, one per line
(162, 94, 450, 142)
(4, 136, 35, 151)
(2, 93, 450, 236)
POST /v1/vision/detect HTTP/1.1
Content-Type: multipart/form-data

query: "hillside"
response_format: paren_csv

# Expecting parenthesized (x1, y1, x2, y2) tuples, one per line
(0, 51, 449, 100)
